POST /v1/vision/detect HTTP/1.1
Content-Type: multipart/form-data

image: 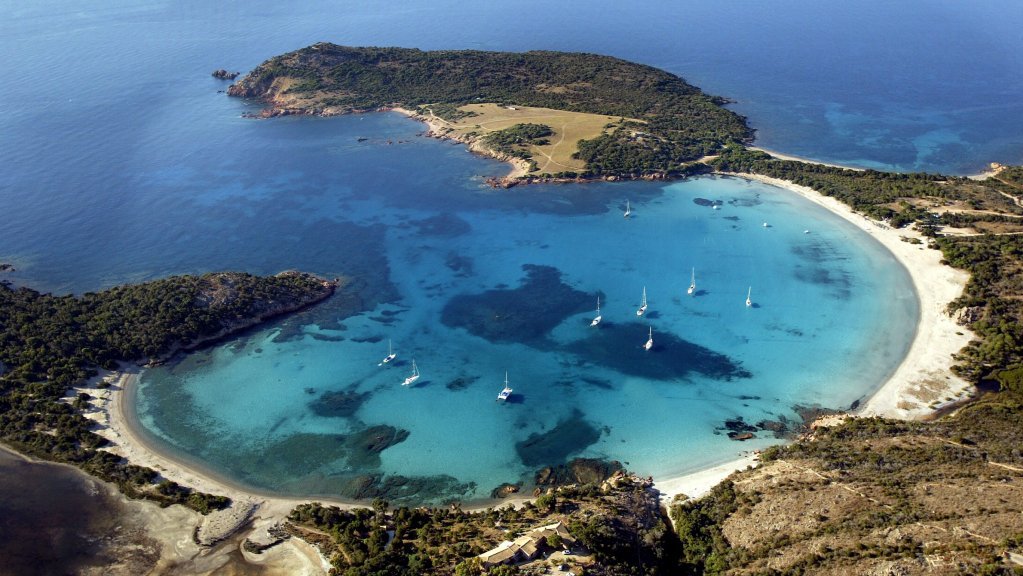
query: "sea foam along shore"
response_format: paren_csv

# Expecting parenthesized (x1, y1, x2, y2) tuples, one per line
(650, 172, 976, 502)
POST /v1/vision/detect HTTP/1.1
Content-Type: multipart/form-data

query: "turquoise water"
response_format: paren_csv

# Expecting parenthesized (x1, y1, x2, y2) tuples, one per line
(4, 0, 1014, 503)
(135, 163, 916, 503)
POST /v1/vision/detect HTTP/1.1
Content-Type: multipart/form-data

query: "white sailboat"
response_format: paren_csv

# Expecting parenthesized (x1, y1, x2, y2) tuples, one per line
(745, 286, 753, 308)
(497, 372, 513, 401)
(402, 358, 420, 386)
(590, 296, 602, 327)
(644, 326, 653, 351)
(636, 286, 647, 316)
(379, 339, 396, 365)
(623, 199, 631, 218)
(687, 268, 696, 296)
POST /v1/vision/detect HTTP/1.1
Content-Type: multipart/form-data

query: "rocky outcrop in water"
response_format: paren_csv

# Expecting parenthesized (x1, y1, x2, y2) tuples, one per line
(211, 69, 239, 80)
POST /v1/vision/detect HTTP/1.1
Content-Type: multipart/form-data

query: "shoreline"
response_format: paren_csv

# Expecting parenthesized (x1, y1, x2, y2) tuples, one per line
(391, 107, 532, 179)
(79, 167, 974, 521)
(92, 171, 975, 512)
(729, 172, 975, 420)
(649, 171, 975, 502)
(747, 145, 865, 171)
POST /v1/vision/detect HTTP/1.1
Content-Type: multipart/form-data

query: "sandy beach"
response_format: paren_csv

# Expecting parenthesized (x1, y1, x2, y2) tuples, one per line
(76, 155, 975, 542)
(747, 146, 867, 171)
(650, 172, 975, 502)
(80, 369, 343, 575)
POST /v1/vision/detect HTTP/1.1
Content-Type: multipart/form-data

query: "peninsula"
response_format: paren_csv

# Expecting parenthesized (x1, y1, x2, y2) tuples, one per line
(0, 271, 336, 512)
(227, 43, 751, 182)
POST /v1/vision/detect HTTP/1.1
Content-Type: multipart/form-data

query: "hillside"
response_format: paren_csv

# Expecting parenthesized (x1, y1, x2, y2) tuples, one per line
(227, 43, 752, 178)
(0, 271, 335, 512)
(670, 393, 1023, 575)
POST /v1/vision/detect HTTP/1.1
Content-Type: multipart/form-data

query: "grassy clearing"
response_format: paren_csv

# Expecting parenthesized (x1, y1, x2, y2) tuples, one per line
(423, 103, 636, 174)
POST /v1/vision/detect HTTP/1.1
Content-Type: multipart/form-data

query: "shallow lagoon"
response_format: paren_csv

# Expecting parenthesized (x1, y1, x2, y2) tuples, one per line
(134, 117, 917, 503)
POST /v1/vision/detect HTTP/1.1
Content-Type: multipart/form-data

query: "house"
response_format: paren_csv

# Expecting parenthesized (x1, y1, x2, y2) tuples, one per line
(477, 521, 577, 568)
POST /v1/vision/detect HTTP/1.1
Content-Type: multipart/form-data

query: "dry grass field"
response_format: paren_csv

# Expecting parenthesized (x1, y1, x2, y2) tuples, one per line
(423, 103, 635, 174)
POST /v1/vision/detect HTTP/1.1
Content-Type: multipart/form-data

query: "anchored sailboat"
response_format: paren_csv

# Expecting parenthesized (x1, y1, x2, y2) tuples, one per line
(623, 199, 631, 218)
(497, 372, 513, 401)
(590, 296, 602, 327)
(687, 268, 696, 296)
(746, 286, 753, 308)
(644, 326, 653, 351)
(379, 339, 396, 365)
(636, 286, 648, 316)
(402, 359, 420, 386)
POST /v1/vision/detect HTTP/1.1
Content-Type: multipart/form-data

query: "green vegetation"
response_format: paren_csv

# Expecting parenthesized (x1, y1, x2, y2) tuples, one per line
(228, 43, 752, 177)
(938, 234, 1023, 383)
(481, 123, 553, 162)
(670, 391, 1023, 574)
(286, 475, 679, 575)
(0, 271, 332, 512)
(711, 146, 960, 226)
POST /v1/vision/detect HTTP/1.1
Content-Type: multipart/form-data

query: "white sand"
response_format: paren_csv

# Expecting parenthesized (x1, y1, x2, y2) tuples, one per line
(652, 172, 975, 503)
(82, 163, 974, 516)
(82, 368, 354, 574)
(747, 146, 866, 171)
(653, 453, 762, 502)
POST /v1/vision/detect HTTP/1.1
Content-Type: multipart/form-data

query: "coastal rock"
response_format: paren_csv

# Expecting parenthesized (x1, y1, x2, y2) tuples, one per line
(211, 69, 240, 80)
(195, 500, 256, 547)
(756, 417, 792, 438)
(792, 404, 842, 426)
(953, 305, 983, 326)
(490, 483, 521, 498)
(534, 457, 623, 487)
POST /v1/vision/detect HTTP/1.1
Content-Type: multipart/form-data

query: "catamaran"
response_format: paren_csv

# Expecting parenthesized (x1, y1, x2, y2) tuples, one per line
(590, 296, 602, 326)
(402, 359, 420, 386)
(746, 286, 753, 308)
(636, 286, 648, 316)
(644, 326, 653, 351)
(497, 372, 513, 401)
(623, 199, 631, 218)
(379, 339, 396, 365)
(687, 268, 696, 296)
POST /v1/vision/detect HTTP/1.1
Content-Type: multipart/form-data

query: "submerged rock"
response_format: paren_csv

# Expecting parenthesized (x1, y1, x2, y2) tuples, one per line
(516, 409, 602, 468)
(563, 321, 752, 382)
(534, 457, 624, 487)
(308, 389, 370, 418)
(441, 264, 590, 345)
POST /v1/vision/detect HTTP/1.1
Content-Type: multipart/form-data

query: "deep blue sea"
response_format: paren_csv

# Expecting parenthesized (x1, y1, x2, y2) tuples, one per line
(3, 1, 1020, 504)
